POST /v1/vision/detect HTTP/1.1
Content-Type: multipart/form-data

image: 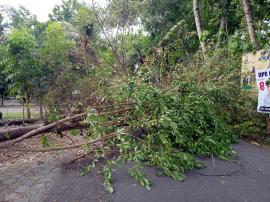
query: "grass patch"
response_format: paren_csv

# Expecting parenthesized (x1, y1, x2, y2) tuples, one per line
(2, 112, 39, 120)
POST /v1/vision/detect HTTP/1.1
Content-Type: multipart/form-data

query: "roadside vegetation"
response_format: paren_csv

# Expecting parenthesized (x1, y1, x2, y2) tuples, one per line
(0, 0, 269, 192)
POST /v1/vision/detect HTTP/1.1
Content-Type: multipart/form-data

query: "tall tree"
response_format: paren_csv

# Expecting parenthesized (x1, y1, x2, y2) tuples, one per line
(8, 6, 37, 29)
(241, 0, 259, 50)
(49, 0, 79, 23)
(193, 0, 208, 59)
(6, 29, 38, 118)
(0, 44, 8, 106)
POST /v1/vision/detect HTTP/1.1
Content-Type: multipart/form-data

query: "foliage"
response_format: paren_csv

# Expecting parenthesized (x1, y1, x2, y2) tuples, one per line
(73, 4, 98, 37)
(82, 77, 237, 192)
(164, 48, 267, 139)
(5, 29, 37, 93)
(1, 0, 269, 194)
(0, 44, 8, 82)
(113, 32, 152, 69)
(141, 0, 270, 53)
(41, 22, 74, 69)
(106, 0, 142, 28)
(127, 82, 236, 156)
(49, 0, 79, 23)
(8, 6, 37, 29)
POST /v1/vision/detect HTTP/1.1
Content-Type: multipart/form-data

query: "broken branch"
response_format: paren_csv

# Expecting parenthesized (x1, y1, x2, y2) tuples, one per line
(2, 128, 131, 153)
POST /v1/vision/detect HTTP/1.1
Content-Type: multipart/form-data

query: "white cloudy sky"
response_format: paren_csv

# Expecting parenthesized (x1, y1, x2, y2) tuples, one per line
(1, 0, 107, 22)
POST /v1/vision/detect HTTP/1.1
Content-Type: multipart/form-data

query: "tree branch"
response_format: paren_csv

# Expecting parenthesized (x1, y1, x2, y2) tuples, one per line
(2, 128, 131, 153)
(0, 108, 132, 147)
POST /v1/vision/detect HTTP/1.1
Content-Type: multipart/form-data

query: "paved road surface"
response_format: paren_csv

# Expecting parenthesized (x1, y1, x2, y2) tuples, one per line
(1, 140, 270, 202)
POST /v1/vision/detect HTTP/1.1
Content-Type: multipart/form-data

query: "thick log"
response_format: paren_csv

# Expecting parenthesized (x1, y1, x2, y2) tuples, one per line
(0, 119, 126, 142)
(0, 119, 40, 127)
(2, 126, 146, 153)
(4, 128, 132, 153)
(0, 124, 90, 142)
(0, 107, 132, 148)
(0, 125, 40, 141)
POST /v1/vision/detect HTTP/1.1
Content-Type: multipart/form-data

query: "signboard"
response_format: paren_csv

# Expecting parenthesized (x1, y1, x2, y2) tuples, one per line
(241, 49, 270, 92)
(255, 69, 270, 113)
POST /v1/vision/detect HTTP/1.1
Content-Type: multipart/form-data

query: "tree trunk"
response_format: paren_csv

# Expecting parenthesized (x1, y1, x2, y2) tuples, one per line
(22, 101, 25, 122)
(25, 90, 31, 119)
(0, 123, 90, 142)
(193, 0, 208, 60)
(1, 92, 3, 106)
(217, 16, 227, 46)
(267, 118, 270, 137)
(0, 125, 40, 142)
(219, 16, 226, 32)
(242, 0, 259, 50)
(39, 95, 44, 120)
(0, 118, 39, 127)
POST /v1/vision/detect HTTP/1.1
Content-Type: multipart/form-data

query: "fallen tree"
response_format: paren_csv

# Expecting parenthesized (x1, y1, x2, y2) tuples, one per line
(4, 128, 132, 152)
(0, 118, 126, 142)
(0, 118, 40, 127)
(0, 123, 88, 142)
(0, 83, 238, 193)
(0, 106, 133, 147)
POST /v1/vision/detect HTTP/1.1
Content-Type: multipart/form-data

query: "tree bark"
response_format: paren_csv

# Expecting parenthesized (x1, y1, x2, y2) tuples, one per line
(0, 107, 132, 147)
(241, 0, 259, 50)
(267, 118, 270, 137)
(22, 101, 25, 121)
(39, 95, 44, 120)
(0, 123, 90, 142)
(0, 118, 39, 127)
(0, 125, 41, 141)
(25, 90, 31, 119)
(193, 0, 208, 60)
(1, 93, 3, 106)
(3, 128, 131, 153)
(0, 118, 126, 142)
(217, 16, 227, 46)
(219, 16, 226, 32)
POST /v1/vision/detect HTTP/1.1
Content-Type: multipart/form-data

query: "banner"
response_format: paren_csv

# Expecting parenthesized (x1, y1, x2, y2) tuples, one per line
(241, 49, 270, 92)
(255, 69, 270, 113)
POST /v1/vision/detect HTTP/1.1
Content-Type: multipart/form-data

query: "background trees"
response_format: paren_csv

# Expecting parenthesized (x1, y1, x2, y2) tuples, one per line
(5, 29, 38, 118)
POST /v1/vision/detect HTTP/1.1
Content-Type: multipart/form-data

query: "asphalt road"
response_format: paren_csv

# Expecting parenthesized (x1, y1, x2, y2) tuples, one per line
(43, 140, 270, 202)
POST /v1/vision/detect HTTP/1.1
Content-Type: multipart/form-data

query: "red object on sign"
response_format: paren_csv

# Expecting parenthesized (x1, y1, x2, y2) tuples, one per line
(260, 82, 265, 91)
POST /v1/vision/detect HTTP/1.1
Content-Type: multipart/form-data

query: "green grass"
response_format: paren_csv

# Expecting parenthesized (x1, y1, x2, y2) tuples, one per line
(2, 112, 39, 120)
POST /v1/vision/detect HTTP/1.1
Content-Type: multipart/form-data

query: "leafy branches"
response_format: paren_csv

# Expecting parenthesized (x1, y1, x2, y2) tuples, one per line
(81, 80, 237, 192)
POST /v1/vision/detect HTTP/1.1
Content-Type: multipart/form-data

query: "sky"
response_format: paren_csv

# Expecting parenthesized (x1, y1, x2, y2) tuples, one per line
(0, 0, 107, 22)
